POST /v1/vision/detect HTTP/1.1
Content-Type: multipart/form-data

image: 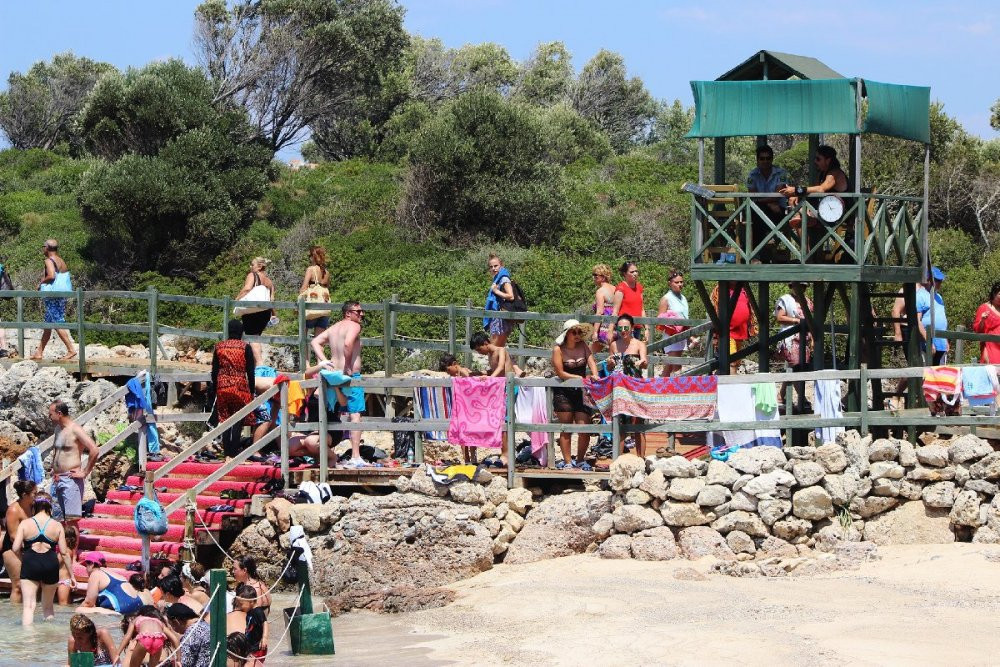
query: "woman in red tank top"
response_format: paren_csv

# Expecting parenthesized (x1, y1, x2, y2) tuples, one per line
(611, 262, 646, 341)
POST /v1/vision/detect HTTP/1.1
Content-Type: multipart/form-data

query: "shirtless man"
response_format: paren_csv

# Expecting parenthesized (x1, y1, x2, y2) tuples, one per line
(310, 300, 366, 468)
(48, 400, 99, 531)
(467, 332, 512, 464)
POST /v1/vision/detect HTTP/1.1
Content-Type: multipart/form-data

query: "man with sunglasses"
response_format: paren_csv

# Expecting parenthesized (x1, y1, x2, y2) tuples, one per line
(746, 145, 789, 261)
(311, 300, 367, 468)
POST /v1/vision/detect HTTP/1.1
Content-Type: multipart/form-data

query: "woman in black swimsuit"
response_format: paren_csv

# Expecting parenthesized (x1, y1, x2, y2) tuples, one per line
(12, 492, 73, 625)
(2, 480, 36, 604)
(551, 319, 599, 471)
(606, 314, 649, 457)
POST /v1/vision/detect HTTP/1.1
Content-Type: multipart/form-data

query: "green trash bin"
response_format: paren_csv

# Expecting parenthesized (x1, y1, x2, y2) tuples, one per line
(285, 606, 335, 655)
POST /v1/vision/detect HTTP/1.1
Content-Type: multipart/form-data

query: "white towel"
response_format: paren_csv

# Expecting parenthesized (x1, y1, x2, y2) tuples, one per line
(814, 379, 844, 445)
(288, 524, 313, 571)
(754, 404, 782, 448)
(716, 384, 756, 449)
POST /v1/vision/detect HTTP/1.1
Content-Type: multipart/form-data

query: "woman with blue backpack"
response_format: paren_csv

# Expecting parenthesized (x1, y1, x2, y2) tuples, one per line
(32, 239, 76, 361)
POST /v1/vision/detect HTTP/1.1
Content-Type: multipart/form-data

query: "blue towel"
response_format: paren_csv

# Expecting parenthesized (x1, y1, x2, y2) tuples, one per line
(319, 369, 353, 408)
(814, 379, 845, 445)
(125, 377, 151, 412)
(962, 366, 997, 398)
(483, 268, 511, 327)
(144, 374, 160, 455)
(17, 446, 43, 484)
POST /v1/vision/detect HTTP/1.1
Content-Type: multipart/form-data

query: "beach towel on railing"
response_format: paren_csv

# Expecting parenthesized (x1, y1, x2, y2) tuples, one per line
(17, 445, 43, 484)
(923, 366, 962, 416)
(448, 377, 506, 449)
(514, 386, 549, 466)
(961, 365, 999, 412)
(814, 379, 845, 444)
(752, 383, 782, 448)
(715, 384, 755, 457)
(414, 383, 453, 441)
(584, 375, 717, 422)
(125, 376, 161, 455)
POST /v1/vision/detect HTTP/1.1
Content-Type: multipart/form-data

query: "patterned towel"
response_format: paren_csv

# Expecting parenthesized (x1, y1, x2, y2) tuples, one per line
(448, 377, 506, 449)
(414, 384, 453, 441)
(584, 375, 717, 422)
(923, 366, 962, 405)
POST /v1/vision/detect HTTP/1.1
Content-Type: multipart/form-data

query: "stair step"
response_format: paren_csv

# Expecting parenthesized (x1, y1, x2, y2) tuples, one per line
(106, 490, 253, 513)
(127, 475, 271, 495)
(79, 518, 213, 541)
(146, 460, 283, 480)
(91, 503, 242, 526)
(78, 534, 182, 557)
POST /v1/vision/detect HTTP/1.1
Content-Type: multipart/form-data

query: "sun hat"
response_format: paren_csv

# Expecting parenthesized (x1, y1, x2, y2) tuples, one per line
(931, 266, 946, 281)
(555, 319, 593, 346)
(81, 551, 106, 566)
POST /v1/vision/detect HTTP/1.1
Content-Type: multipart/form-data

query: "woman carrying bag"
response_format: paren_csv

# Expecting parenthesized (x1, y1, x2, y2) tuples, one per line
(32, 239, 76, 360)
(235, 257, 275, 365)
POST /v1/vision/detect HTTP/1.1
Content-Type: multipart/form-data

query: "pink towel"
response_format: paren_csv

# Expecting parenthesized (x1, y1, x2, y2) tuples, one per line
(515, 387, 549, 466)
(448, 376, 506, 449)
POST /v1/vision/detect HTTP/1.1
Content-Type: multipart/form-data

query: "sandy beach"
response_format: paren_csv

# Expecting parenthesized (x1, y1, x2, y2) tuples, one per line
(302, 543, 1000, 666)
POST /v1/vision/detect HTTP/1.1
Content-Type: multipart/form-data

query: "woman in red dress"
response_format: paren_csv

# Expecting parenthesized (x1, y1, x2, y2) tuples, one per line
(973, 282, 1000, 363)
(211, 320, 256, 459)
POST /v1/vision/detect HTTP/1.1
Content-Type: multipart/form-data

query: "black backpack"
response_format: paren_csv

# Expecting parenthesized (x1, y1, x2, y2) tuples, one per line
(500, 280, 528, 321)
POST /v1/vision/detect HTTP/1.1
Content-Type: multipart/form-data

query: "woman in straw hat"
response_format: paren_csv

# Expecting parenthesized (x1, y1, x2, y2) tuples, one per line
(551, 319, 599, 471)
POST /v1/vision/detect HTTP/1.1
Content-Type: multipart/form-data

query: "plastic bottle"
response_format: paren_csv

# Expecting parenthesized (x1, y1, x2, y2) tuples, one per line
(407, 442, 415, 464)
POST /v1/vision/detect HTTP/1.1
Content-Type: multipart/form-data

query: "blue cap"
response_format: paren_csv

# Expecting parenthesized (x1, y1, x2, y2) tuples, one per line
(931, 266, 945, 281)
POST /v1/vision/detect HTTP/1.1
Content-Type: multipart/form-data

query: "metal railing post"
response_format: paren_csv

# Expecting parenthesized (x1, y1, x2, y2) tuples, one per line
(222, 296, 231, 342)
(76, 288, 86, 375)
(859, 363, 870, 436)
(147, 287, 158, 376)
(384, 295, 398, 419)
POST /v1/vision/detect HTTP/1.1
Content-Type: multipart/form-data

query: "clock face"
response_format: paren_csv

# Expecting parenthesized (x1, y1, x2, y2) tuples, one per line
(818, 195, 844, 223)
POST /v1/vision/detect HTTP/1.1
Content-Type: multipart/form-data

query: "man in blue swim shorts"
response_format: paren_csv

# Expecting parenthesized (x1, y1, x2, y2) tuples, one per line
(311, 300, 367, 469)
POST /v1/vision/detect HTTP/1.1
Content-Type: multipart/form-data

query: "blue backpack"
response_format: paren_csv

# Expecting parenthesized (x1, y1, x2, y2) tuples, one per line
(134, 492, 168, 536)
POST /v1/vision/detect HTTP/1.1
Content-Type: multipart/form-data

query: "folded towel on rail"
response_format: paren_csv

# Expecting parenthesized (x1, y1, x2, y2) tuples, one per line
(923, 366, 962, 416)
(752, 382, 778, 414)
(962, 365, 998, 399)
(716, 384, 756, 454)
(584, 375, 717, 422)
(814, 379, 845, 445)
(514, 386, 549, 467)
(448, 377, 506, 449)
(414, 383, 453, 441)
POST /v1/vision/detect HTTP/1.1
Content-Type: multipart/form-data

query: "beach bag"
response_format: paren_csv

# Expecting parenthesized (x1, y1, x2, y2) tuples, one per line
(656, 310, 687, 336)
(233, 284, 271, 316)
(299, 284, 331, 321)
(134, 492, 168, 536)
(500, 280, 527, 314)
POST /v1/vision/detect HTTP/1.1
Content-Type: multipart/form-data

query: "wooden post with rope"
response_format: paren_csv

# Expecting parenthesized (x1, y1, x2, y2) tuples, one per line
(209, 568, 228, 667)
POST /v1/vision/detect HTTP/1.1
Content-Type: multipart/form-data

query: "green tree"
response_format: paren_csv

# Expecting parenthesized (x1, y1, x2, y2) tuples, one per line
(75, 62, 271, 278)
(570, 50, 655, 153)
(512, 42, 573, 107)
(0, 53, 115, 151)
(400, 91, 567, 243)
(646, 99, 696, 165)
(194, 0, 408, 153)
(407, 36, 518, 106)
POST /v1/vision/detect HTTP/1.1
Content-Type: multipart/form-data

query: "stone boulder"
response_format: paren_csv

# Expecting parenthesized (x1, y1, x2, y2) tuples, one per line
(849, 496, 899, 519)
(14, 366, 75, 431)
(609, 454, 645, 491)
(970, 453, 1000, 482)
(743, 469, 796, 499)
(791, 461, 826, 487)
(815, 443, 848, 473)
(505, 491, 612, 564)
(308, 493, 494, 610)
(0, 360, 36, 404)
(727, 447, 787, 475)
(666, 477, 706, 502)
(950, 490, 986, 527)
(695, 484, 731, 507)
(650, 455, 698, 478)
(757, 499, 792, 526)
(706, 460, 741, 487)
(711, 510, 768, 537)
(597, 534, 633, 559)
(921, 481, 957, 508)
(948, 434, 993, 464)
(612, 504, 663, 534)
(867, 438, 899, 462)
(916, 445, 949, 467)
(631, 526, 678, 561)
(660, 502, 713, 527)
(791, 486, 834, 520)
(448, 482, 487, 505)
(677, 526, 736, 560)
(638, 469, 668, 500)
(862, 501, 955, 545)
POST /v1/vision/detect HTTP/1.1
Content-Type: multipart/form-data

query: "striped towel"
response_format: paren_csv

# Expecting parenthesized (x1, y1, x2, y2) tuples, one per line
(584, 375, 717, 422)
(414, 384, 453, 441)
(923, 366, 962, 402)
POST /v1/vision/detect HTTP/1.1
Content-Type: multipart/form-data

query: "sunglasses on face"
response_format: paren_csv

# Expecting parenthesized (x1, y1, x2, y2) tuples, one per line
(616, 325, 632, 332)
(348, 309, 364, 315)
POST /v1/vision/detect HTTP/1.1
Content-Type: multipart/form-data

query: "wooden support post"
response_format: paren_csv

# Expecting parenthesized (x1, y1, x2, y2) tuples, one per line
(298, 298, 308, 372)
(280, 382, 290, 486)
(516, 321, 526, 370)
(222, 296, 231, 342)
(784, 368, 794, 446)
(713, 137, 726, 185)
(757, 281, 769, 372)
(812, 283, 826, 371)
(147, 287, 158, 376)
(463, 298, 473, 368)
(955, 325, 965, 363)
(209, 569, 228, 667)
(846, 282, 861, 412)
(546, 386, 556, 467)
(903, 283, 919, 408)
(138, 417, 148, 473)
(718, 282, 730, 374)
(76, 288, 86, 376)
(15, 296, 23, 357)
(447, 304, 457, 356)
(612, 414, 621, 459)
(505, 373, 515, 489)
(859, 363, 870, 436)
(318, 376, 328, 483)
(384, 294, 398, 418)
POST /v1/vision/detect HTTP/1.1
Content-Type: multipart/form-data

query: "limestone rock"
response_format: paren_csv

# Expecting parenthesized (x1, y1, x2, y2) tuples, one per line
(0, 360, 37, 404)
(907, 466, 955, 482)
(966, 479, 999, 496)
(783, 446, 816, 461)
(727, 447, 787, 475)
(394, 476, 411, 493)
(409, 468, 449, 497)
(482, 518, 501, 537)
(495, 502, 509, 520)
(650, 455, 698, 478)
(897, 440, 917, 467)
(728, 490, 758, 512)
(660, 501, 713, 527)
(289, 501, 344, 533)
(845, 436, 870, 475)
(638, 469, 668, 500)
(757, 536, 798, 558)
(815, 444, 848, 474)
(771, 517, 811, 542)
(506, 488, 534, 515)
(732, 474, 753, 493)
(743, 469, 796, 499)
(956, 464, 971, 486)
(15, 366, 75, 431)
(625, 488, 652, 505)
(706, 460, 741, 487)
(814, 522, 862, 552)
(485, 478, 508, 505)
(898, 480, 924, 501)
(612, 504, 663, 534)
(757, 499, 792, 526)
(265, 497, 294, 533)
(791, 461, 826, 487)
(726, 530, 756, 555)
(631, 526, 678, 561)
(922, 481, 957, 508)
(973, 526, 1000, 544)
(862, 501, 955, 545)
(849, 496, 899, 519)
(916, 445, 949, 467)
(503, 511, 524, 533)
(970, 453, 1000, 481)
(597, 534, 632, 559)
(868, 438, 899, 462)
(950, 490, 986, 527)
(822, 470, 870, 506)
(609, 453, 645, 491)
(711, 510, 768, 537)
(869, 461, 905, 480)
(791, 486, 834, 520)
(505, 491, 612, 564)
(449, 482, 486, 505)
(678, 526, 735, 560)
(948, 434, 993, 464)
(871, 478, 900, 497)
(480, 501, 496, 519)
(667, 477, 706, 502)
(696, 484, 731, 507)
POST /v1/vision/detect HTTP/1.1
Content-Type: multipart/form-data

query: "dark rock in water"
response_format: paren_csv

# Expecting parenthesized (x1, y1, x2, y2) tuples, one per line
(325, 585, 456, 616)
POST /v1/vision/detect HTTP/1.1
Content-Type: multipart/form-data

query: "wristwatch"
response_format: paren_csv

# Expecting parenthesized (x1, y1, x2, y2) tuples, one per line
(795, 185, 807, 197)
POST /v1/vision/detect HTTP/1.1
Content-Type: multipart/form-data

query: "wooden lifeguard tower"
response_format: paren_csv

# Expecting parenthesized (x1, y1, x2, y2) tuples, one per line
(685, 51, 932, 412)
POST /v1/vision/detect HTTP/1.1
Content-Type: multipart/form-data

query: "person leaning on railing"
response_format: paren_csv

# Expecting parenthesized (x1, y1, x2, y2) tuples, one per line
(778, 145, 849, 254)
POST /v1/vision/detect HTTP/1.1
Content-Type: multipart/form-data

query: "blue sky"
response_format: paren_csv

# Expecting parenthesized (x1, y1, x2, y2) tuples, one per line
(2, 0, 998, 159)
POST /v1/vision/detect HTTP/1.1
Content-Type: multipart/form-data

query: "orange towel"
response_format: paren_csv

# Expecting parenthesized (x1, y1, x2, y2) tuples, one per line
(287, 380, 306, 417)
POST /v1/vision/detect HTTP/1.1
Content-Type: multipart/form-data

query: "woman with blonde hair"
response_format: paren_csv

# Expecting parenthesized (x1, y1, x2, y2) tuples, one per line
(300, 245, 331, 335)
(236, 257, 275, 365)
(590, 264, 616, 353)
